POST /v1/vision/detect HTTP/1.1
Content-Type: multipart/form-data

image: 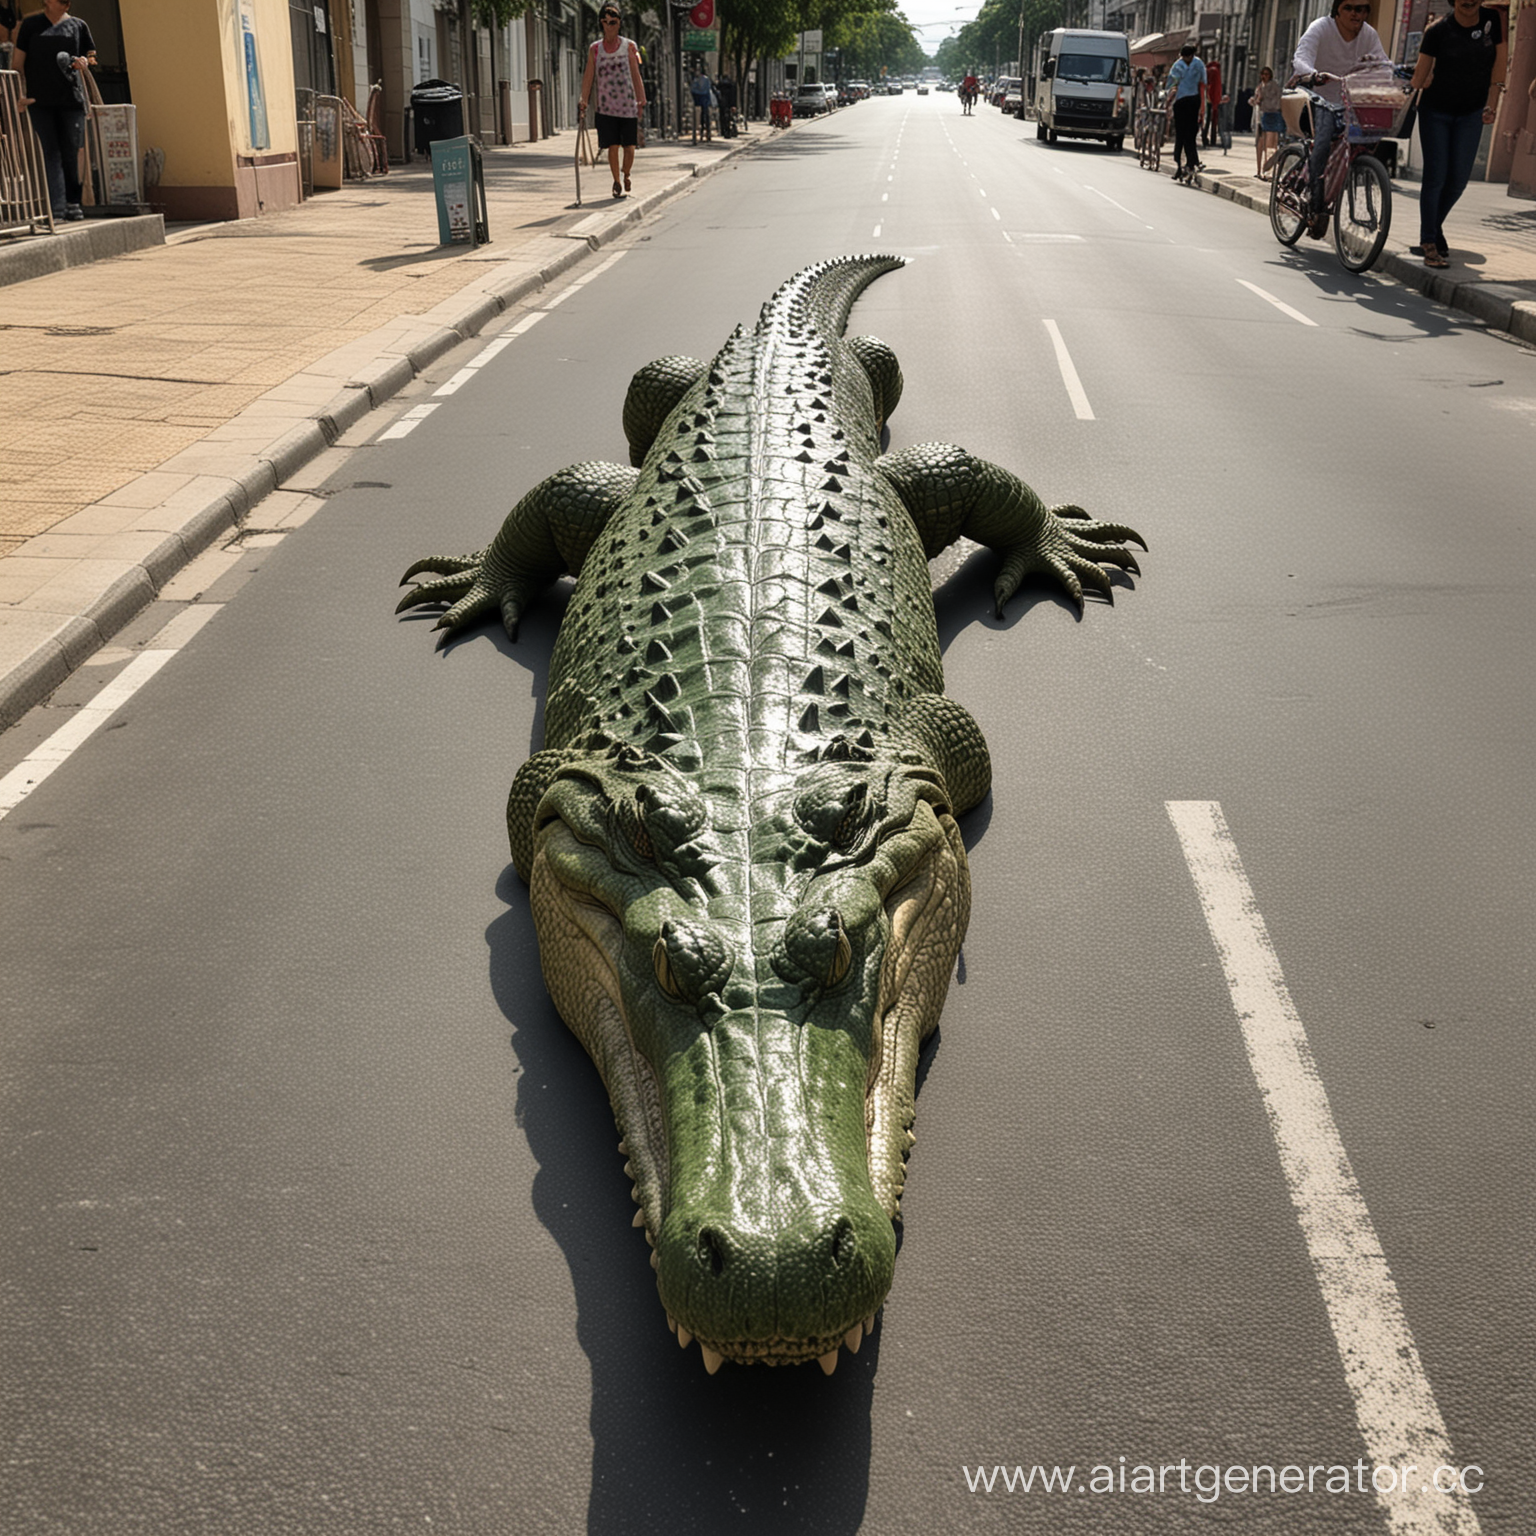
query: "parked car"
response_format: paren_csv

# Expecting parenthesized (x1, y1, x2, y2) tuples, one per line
(794, 82, 832, 116)
(1003, 83, 1024, 115)
(993, 76, 1021, 108)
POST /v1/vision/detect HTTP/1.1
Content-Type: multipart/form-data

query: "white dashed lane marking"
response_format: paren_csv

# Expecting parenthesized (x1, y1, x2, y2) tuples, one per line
(1167, 801, 1483, 1536)
(1237, 278, 1319, 327)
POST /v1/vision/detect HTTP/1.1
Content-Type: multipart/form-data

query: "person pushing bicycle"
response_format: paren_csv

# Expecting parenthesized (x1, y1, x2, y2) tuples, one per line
(1291, 0, 1389, 219)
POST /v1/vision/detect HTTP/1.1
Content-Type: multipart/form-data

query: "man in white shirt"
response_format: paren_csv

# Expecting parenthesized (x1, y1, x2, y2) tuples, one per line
(1292, 0, 1388, 213)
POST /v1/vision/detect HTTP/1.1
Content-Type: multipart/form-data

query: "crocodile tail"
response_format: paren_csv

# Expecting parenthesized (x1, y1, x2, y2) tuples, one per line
(756, 254, 906, 340)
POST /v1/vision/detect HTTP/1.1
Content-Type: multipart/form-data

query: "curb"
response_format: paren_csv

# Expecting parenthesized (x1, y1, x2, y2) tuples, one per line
(0, 139, 754, 729)
(1186, 167, 1535, 345)
(0, 212, 166, 289)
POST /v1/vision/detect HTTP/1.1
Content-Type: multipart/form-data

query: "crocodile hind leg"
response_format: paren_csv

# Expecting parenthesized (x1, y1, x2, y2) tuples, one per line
(397, 461, 637, 643)
(622, 356, 706, 467)
(877, 444, 1145, 615)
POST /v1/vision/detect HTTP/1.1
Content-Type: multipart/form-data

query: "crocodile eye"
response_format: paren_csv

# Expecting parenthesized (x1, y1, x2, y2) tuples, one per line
(653, 933, 685, 1000)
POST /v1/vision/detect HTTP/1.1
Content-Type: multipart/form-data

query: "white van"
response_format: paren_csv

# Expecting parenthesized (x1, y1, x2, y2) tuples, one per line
(1033, 28, 1132, 150)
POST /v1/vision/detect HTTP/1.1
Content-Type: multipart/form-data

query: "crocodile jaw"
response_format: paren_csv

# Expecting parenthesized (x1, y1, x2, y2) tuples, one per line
(527, 799, 969, 1368)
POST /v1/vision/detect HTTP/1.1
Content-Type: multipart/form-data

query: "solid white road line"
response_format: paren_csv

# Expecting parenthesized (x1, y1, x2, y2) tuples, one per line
(1237, 278, 1319, 327)
(1167, 801, 1482, 1536)
(0, 652, 172, 816)
(435, 251, 627, 395)
(1041, 319, 1095, 421)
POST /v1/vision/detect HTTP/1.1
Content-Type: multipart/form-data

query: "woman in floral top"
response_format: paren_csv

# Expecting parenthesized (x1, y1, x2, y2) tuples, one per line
(579, 6, 647, 198)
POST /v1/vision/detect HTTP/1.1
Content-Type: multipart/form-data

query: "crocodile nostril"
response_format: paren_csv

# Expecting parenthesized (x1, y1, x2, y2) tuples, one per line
(830, 1217, 856, 1269)
(697, 1226, 728, 1277)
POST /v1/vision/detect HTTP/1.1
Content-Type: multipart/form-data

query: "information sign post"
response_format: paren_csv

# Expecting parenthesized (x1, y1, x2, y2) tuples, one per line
(429, 135, 489, 246)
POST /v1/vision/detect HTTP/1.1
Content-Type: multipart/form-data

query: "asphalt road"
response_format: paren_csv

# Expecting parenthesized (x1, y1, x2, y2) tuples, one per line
(2, 96, 1531, 1535)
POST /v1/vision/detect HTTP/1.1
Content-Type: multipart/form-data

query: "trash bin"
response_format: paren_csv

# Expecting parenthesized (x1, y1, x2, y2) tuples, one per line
(411, 79, 465, 154)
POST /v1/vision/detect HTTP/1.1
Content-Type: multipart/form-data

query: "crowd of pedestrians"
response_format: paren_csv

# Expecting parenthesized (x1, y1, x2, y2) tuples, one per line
(1126, 6, 1510, 275)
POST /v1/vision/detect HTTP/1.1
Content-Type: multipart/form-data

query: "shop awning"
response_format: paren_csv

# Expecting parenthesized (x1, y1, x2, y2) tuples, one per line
(1129, 29, 1193, 58)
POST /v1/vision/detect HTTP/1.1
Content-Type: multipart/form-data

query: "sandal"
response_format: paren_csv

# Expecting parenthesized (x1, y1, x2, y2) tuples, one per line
(612, 181, 623, 198)
(1424, 249, 1450, 268)
(624, 172, 631, 192)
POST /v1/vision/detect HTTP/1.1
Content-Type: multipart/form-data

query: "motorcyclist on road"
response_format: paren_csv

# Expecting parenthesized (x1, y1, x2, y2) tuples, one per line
(961, 72, 979, 113)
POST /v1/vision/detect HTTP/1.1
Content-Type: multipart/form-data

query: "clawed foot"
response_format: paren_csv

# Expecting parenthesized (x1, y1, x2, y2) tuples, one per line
(396, 550, 527, 645)
(994, 503, 1146, 617)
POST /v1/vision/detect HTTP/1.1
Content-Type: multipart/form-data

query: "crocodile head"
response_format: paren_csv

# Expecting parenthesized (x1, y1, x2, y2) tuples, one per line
(524, 737, 970, 1371)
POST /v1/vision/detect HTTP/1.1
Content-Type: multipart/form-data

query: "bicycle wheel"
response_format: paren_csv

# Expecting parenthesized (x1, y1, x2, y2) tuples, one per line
(1333, 153, 1392, 273)
(1269, 144, 1308, 247)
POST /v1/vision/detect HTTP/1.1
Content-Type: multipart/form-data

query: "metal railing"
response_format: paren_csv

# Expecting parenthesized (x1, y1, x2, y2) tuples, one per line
(0, 70, 53, 237)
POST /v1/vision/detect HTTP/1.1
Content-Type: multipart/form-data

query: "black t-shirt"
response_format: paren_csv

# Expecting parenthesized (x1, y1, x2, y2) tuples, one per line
(1419, 7, 1502, 115)
(15, 10, 95, 107)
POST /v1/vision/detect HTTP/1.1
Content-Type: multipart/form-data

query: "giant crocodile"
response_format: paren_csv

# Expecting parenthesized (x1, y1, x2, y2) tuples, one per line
(397, 257, 1143, 1374)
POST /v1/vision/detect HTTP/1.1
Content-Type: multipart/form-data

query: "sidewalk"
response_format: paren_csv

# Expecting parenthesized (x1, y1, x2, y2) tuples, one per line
(1172, 135, 1536, 337)
(0, 126, 754, 726)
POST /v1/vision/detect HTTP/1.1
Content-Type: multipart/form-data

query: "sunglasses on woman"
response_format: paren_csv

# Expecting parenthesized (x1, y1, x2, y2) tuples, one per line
(601, 11, 619, 20)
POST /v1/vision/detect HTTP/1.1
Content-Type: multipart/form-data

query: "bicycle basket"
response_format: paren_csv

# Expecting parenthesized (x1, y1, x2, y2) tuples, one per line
(1342, 64, 1412, 142)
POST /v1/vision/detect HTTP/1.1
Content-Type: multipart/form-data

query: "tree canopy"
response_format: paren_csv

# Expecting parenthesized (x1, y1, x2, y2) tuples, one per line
(931, 0, 1072, 75)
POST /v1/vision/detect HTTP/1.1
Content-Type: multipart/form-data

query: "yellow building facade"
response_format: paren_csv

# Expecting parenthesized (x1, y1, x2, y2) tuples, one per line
(115, 0, 301, 220)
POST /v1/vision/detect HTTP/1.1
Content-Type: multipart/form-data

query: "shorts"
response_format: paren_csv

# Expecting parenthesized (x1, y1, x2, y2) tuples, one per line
(595, 111, 638, 148)
(1259, 111, 1284, 134)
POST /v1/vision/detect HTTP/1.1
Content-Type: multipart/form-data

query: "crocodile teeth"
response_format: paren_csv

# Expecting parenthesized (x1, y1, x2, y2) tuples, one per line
(844, 1323, 863, 1354)
(700, 1345, 724, 1375)
(632, 1208, 646, 1228)
(650, 1250, 660, 1270)
(817, 1350, 839, 1376)
(864, 1313, 876, 1334)
(677, 1326, 694, 1349)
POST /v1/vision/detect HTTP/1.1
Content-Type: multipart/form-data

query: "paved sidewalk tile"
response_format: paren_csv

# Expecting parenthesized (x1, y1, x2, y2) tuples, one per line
(0, 131, 743, 560)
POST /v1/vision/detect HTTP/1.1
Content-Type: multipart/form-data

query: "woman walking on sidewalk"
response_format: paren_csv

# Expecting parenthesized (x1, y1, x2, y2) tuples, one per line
(1253, 66, 1283, 176)
(579, 6, 646, 199)
(1408, 0, 1506, 267)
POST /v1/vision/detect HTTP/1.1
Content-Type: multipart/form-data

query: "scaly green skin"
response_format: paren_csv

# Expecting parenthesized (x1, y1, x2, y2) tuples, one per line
(397, 258, 1144, 1374)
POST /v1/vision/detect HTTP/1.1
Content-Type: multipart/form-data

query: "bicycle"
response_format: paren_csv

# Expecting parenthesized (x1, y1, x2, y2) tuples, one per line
(1267, 62, 1415, 274)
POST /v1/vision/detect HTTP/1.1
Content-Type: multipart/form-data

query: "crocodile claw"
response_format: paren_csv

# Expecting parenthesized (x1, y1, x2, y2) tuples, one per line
(396, 572, 474, 614)
(399, 551, 483, 584)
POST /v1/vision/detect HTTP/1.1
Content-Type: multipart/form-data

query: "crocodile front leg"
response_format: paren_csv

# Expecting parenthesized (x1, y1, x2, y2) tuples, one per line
(878, 444, 1145, 615)
(397, 461, 637, 642)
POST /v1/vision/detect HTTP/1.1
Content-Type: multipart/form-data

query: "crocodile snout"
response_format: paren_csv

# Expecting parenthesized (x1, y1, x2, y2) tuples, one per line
(657, 1196, 895, 1374)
